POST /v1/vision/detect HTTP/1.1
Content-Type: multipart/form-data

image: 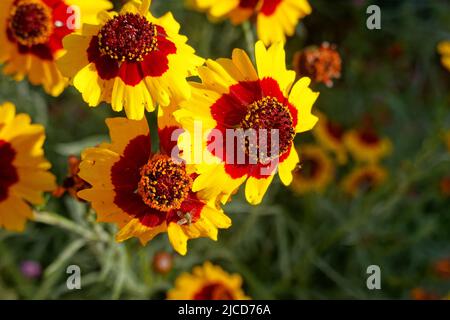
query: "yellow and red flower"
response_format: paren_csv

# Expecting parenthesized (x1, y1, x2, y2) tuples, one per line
(344, 127, 391, 164)
(167, 262, 249, 300)
(77, 104, 231, 256)
(341, 164, 387, 196)
(0, 0, 112, 96)
(0, 102, 56, 231)
(293, 42, 342, 87)
(175, 41, 319, 205)
(58, 0, 204, 120)
(437, 41, 450, 72)
(313, 112, 347, 164)
(189, 0, 312, 46)
(290, 144, 334, 194)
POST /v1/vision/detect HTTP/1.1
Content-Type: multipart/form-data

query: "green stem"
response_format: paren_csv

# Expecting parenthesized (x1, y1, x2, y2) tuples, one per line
(33, 211, 102, 242)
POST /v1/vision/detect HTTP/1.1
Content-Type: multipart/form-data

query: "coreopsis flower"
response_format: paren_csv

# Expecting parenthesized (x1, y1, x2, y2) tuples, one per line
(290, 144, 334, 194)
(189, 0, 312, 46)
(341, 164, 387, 196)
(53, 155, 90, 200)
(167, 262, 249, 300)
(0, 0, 112, 96)
(58, 0, 204, 120)
(313, 112, 347, 164)
(293, 42, 342, 87)
(437, 41, 450, 72)
(343, 127, 391, 164)
(77, 105, 231, 255)
(0, 102, 56, 231)
(175, 41, 319, 205)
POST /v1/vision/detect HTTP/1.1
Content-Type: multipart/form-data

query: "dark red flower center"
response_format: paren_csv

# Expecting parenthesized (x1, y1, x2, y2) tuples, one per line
(355, 173, 376, 192)
(194, 283, 235, 300)
(137, 154, 192, 212)
(299, 155, 321, 179)
(239, 0, 260, 9)
(98, 13, 158, 62)
(0, 140, 19, 202)
(358, 130, 380, 145)
(240, 96, 294, 163)
(8, 0, 53, 46)
(325, 120, 344, 141)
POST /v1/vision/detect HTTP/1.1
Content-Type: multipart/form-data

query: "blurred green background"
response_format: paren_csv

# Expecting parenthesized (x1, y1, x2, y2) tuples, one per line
(1, 0, 450, 299)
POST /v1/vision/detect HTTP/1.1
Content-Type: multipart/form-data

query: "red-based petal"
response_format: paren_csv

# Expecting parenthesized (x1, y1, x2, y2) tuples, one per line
(87, 36, 120, 80)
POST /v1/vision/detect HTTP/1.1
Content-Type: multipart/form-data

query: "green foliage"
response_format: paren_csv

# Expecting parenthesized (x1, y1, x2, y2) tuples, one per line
(1, 0, 450, 299)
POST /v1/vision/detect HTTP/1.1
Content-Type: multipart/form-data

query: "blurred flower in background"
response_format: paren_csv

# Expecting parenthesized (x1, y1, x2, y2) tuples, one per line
(313, 112, 347, 164)
(341, 164, 387, 196)
(0, 102, 55, 231)
(343, 127, 392, 164)
(53, 155, 90, 201)
(437, 41, 450, 72)
(187, 0, 312, 45)
(152, 251, 173, 275)
(167, 262, 249, 300)
(293, 42, 342, 87)
(290, 144, 334, 194)
(19, 260, 42, 279)
(0, 0, 112, 96)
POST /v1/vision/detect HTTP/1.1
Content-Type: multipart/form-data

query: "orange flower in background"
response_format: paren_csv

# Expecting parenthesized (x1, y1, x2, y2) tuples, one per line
(293, 42, 342, 87)
(53, 155, 90, 200)
(344, 127, 392, 164)
(433, 257, 450, 279)
(176, 41, 319, 205)
(341, 164, 387, 196)
(77, 105, 231, 256)
(58, 0, 204, 120)
(313, 112, 347, 164)
(440, 176, 450, 197)
(291, 144, 334, 194)
(188, 0, 312, 45)
(437, 41, 450, 72)
(0, 102, 56, 231)
(0, 0, 112, 96)
(167, 262, 249, 300)
(411, 288, 440, 300)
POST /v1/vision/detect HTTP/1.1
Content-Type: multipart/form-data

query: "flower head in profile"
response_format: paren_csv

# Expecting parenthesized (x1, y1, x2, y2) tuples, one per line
(293, 42, 342, 87)
(313, 112, 347, 164)
(0, 102, 56, 231)
(291, 144, 334, 194)
(167, 262, 249, 300)
(437, 41, 450, 72)
(77, 104, 231, 255)
(58, 0, 204, 120)
(341, 164, 387, 196)
(344, 127, 391, 164)
(188, 0, 312, 46)
(176, 41, 319, 205)
(0, 0, 112, 96)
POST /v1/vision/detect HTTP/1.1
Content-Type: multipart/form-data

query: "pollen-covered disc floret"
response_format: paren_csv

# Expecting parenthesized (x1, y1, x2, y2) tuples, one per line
(98, 13, 158, 62)
(240, 96, 295, 163)
(8, 0, 53, 46)
(137, 154, 193, 212)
